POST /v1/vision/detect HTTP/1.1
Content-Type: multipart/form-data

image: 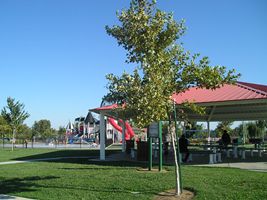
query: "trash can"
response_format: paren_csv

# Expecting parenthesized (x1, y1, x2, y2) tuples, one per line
(137, 141, 148, 161)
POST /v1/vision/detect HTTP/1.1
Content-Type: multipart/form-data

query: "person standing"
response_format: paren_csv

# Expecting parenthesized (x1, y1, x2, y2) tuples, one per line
(221, 130, 231, 148)
(179, 134, 189, 162)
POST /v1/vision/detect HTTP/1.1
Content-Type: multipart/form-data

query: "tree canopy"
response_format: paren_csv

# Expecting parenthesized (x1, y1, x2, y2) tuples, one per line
(104, 0, 240, 127)
(1, 97, 30, 131)
(1, 97, 30, 150)
(32, 119, 52, 140)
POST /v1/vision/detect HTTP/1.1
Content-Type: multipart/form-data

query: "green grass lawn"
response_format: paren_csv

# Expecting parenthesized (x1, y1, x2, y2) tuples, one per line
(0, 148, 266, 200)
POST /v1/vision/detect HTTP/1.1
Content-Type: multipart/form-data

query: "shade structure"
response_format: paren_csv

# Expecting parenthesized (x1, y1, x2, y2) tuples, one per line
(91, 81, 267, 122)
(172, 82, 267, 122)
(90, 81, 267, 160)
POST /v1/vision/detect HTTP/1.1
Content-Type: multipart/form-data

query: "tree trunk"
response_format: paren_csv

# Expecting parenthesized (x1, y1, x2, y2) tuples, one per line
(170, 123, 181, 196)
(12, 129, 16, 151)
(2, 133, 4, 149)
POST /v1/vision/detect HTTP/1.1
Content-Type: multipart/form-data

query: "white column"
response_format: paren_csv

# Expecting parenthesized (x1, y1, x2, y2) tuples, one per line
(242, 121, 246, 145)
(100, 112, 105, 160)
(207, 121, 210, 143)
(122, 120, 126, 152)
(217, 152, 222, 162)
(209, 153, 214, 164)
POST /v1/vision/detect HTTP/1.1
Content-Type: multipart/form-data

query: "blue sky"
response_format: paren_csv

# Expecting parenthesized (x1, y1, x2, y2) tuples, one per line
(0, 0, 266, 129)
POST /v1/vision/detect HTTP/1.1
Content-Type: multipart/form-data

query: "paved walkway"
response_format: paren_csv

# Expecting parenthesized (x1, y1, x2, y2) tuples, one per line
(0, 194, 34, 200)
(196, 162, 267, 172)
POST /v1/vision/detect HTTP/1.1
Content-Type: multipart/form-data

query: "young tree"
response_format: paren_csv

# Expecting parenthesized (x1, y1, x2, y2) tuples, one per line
(105, 0, 240, 195)
(0, 115, 11, 148)
(1, 97, 30, 151)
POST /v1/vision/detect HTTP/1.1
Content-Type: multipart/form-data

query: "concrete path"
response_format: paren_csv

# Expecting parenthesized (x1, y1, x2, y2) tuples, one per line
(0, 194, 34, 200)
(196, 162, 267, 172)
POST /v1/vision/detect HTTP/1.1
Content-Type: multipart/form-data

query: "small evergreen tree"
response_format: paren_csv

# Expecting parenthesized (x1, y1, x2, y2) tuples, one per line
(1, 97, 30, 151)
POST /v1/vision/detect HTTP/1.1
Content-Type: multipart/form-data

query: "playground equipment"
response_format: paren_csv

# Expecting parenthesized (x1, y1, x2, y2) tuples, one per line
(108, 118, 135, 140)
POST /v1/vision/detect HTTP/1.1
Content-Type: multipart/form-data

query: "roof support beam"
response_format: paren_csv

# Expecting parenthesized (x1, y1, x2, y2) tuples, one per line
(208, 106, 216, 121)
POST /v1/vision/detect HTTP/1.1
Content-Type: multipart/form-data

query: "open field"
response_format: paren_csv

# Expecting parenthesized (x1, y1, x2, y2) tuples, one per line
(0, 149, 266, 200)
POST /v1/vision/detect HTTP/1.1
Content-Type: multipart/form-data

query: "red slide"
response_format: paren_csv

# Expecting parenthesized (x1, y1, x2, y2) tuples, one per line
(108, 118, 135, 140)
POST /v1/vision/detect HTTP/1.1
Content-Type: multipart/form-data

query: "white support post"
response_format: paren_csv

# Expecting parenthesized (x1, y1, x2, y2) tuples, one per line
(242, 121, 246, 145)
(217, 152, 222, 162)
(233, 145, 238, 158)
(122, 120, 126, 152)
(209, 153, 214, 164)
(207, 121, 210, 143)
(213, 148, 217, 163)
(100, 112, 105, 160)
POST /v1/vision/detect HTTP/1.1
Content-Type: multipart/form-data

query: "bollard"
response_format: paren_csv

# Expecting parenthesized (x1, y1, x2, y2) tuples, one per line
(217, 152, 222, 162)
(227, 149, 230, 158)
(188, 154, 193, 162)
(213, 148, 217, 163)
(233, 146, 238, 158)
(242, 150, 246, 159)
(209, 153, 214, 164)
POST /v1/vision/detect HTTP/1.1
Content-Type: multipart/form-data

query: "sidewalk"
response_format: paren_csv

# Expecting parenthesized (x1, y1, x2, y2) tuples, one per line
(196, 162, 267, 172)
(0, 194, 34, 200)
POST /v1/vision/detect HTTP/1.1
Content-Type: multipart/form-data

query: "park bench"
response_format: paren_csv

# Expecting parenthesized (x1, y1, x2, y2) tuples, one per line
(236, 146, 266, 159)
(183, 149, 218, 164)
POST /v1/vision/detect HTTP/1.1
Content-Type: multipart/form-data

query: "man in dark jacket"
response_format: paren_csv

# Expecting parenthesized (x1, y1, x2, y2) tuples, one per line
(179, 134, 189, 162)
(221, 130, 231, 148)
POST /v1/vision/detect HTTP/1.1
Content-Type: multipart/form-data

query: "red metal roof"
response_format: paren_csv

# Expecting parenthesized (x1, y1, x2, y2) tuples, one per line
(92, 104, 118, 111)
(91, 82, 267, 112)
(172, 81, 267, 105)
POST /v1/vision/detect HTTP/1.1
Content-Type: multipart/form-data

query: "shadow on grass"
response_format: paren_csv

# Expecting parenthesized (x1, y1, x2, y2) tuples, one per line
(10, 148, 267, 168)
(0, 176, 59, 194)
(12, 149, 101, 161)
(10, 149, 148, 168)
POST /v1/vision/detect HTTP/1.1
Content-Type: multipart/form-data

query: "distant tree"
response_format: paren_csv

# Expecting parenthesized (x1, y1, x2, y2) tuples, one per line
(215, 121, 233, 137)
(247, 122, 258, 139)
(1, 97, 30, 151)
(0, 115, 12, 148)
(185, 121, 204, 138)
(32, 119, 52, 140)
(232, 123, 244, 137)
(256, 120, 267, 141)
